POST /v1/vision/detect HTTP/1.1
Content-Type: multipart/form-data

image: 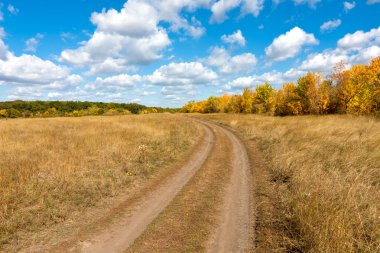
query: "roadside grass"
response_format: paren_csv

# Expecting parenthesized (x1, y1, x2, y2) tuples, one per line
(128, 125, 232, 253)
(196, 114, 380, 253)
(0, 114, 199, 251)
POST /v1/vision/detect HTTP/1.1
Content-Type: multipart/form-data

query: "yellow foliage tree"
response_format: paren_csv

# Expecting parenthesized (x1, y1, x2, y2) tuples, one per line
(241, 88, 254, 113)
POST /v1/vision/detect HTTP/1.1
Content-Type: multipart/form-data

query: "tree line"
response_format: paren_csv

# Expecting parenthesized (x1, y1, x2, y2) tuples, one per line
(0, 100, 177, 118)
(181, 57, 380, 116)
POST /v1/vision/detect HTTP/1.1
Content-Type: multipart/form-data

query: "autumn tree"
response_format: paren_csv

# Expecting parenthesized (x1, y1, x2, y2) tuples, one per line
(275, 82, 303, 116)
(204, 96, 220, 113)
(369, 57, 380, 113)
(296, 72, 324, 114)
(254, 83, 275, 114)
(230, 95, 242, 113)
(240, 88, 254, 113)
(218, 94, 232, 113)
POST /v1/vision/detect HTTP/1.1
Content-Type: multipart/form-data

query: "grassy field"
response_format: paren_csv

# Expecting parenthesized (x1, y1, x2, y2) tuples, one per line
(196, 114, 380, 253)
(0, 114, 199, 250)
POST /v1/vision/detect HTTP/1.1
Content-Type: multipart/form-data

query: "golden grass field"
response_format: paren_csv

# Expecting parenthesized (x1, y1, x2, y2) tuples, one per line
(0, 114, 199, 250)
(198, 114, 380, 253)
(1, 113, 379, 253)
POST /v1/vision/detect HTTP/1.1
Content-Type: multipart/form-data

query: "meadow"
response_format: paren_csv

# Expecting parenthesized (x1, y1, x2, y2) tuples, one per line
(0, 114, 199, 250)
(198, 114, 380, 252)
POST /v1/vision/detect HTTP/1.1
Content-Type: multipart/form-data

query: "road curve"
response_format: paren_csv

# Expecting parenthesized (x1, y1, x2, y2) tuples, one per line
(79, 123, 215, 253)
(204, 121, 252, 253)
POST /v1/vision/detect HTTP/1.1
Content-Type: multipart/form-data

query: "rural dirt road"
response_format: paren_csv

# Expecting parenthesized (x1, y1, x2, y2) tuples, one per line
(50, 118, 253, 253)
(205, 122, 253, 253)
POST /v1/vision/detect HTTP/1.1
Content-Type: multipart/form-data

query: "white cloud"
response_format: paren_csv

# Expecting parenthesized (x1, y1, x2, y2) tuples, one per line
(161, 85, 196, 96)
(140, 90, 157, 96)
(343, 1, 356, 11)
(7, 74, 84, 100)
(60, 0, 215, 70)
(8, 87, 43, 100)
(210, 0, 241, 23)
(206, 47, 257, 75)
(223, 68, 306, 91)
(299, 26, 380, 73)
(90, 2, 159, 38)
(0, 29, 79, 98)
(300, 51, 349, 72)
(241, 0, 264, 17)
(24, 34, 44, 52)
(265, 27, 319, 62)
(47, 92, 62, 99)
(85, 58, 136, 76)
(153, 1, 210, 38)
(7, 5, 19, 15)
(60, 27, 171, 66)
(130, 98, 142, 103)
(60, 1, 171, 67)
(349, 45, 380, 64)
(337, 26, 380, 51)
(148, 61, 218, 86)
(292, 0, 321, 8)
(367, 0, 380, 4)
(210, 0, 264, 23)
(221, 30, 246, 47)
(87, 74, 142, 91)
(0, 53, 69, 85)
(320, 19, 341, 32)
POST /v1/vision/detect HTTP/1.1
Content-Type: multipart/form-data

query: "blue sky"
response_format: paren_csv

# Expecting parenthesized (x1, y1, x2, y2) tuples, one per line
(0, 0, 379, 106)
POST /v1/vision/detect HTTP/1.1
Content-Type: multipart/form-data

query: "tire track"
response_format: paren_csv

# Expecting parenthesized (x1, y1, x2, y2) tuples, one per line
(205, 121, 253, 253)
(77, 123, 215, 253)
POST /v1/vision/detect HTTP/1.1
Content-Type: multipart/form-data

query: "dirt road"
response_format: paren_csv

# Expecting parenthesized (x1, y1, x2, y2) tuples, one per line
(79, 123, 214, 253)
(205, 122, 253, 253)
(48, 118, 253, 253)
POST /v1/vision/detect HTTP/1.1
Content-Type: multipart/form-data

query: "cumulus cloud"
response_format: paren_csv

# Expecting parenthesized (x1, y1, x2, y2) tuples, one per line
(367, 0, 380, 4)
(223, 68, 306, 91)
(161, 85, 196, 96)
(221, 30, 246, 47)
(343, 1, 356, 11)
(299, 51, 348, 72)
(349, 45, 380, 64)
(206, 47, 257, 75)
(0, 53, 69, 85)
(265, 27, 319, 62)
(85, 58, 136, 76)
(148, 61, 218, 86)
(299, 26, 380, 73)
(86, 74, 142, 92)
(241, 0, 265, 17)
(320, 19, 341, 32)
(337, 26, 380, 51)
(210, 0, 264, 23)
(60, 0, 217, 70)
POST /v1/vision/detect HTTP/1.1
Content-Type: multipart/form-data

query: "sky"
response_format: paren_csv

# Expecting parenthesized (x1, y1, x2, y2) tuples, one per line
(0, 0, 379, 107)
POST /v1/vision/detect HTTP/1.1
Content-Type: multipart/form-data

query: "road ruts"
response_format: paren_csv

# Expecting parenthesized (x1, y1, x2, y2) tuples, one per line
(78, 123, 215, 253)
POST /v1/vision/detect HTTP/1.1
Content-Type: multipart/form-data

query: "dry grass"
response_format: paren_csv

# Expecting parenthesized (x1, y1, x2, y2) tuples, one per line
(197, 114, 380, 253)
(0, 114, 199, 250)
